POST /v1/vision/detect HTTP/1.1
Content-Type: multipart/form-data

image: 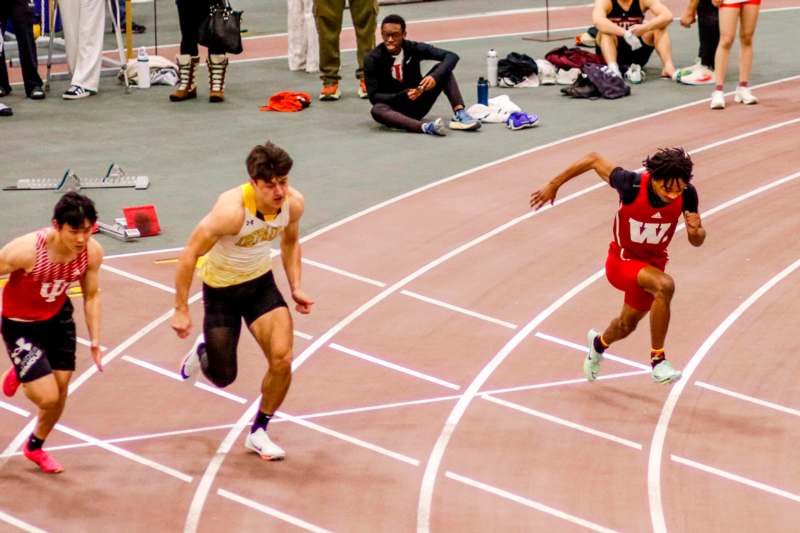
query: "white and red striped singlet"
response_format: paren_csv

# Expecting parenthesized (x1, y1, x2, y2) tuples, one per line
(2, 229, 88, 321)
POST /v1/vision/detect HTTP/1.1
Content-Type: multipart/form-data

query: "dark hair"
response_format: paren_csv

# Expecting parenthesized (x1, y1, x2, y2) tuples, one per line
(53, 192, 97, 227)
(643, 147, 693, 187)
(381, 14, 406, 33)
(246, 141, 293, 182)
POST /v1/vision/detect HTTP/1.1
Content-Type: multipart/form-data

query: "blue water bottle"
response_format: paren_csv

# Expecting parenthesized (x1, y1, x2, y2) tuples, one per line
(477, 77, 489, 105)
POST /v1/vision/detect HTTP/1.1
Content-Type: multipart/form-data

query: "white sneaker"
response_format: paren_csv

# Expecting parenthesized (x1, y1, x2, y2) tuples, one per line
(710, 90, 725, 110)
(734, 86, 758, 105)
(180, 334, 204, 380)
(651, 360, 682, 384)
(625, 64, 644, 84)
(678, 66, 714, 85)
(245, 428, 285, 460)
(584, 329, 604, 381)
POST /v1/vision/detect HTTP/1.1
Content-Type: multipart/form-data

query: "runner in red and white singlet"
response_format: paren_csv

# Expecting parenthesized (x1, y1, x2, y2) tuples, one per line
(0, 192, 104, 474)
(531, 148, 706, 385)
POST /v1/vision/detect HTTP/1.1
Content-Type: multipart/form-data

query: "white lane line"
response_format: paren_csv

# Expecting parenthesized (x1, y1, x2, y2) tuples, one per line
(0, 400, 31, 418)
(695, 381, 800, 417)
(486, 370, 650, 395)
(401, 290, 518, 329)
(53, 422, 193, 483)
(188, 90, 800, 533)
(482, 395, 642, 450)
(294, 330, 314, 340)
(0, 423, 238, 458)
(0, 510, 47, 533)
(101, 264, 176, 294)
(302, 258, 386, 287)
(445, 471, 619, 533)
(419, 167, 800, 531)
(278, 411, 419, 466)
(671, 454, 800, 503)
(193, 383, 248, 405)
(217, 489, 333, 533)
(104, 247, 185, 260)
(648, 257, 800, 533)
(0, 370, 651, 459)
(535, 332, 651, 370)
(0, 292, 204, 470)
(76, 337, 106, 351)
(329, 343, 461, 391)
(122, 355, 248, 404)
(123, 355, 183, 381)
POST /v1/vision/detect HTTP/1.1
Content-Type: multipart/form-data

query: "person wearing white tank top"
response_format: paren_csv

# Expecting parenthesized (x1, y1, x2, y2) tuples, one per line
(172, 142, 313, 461)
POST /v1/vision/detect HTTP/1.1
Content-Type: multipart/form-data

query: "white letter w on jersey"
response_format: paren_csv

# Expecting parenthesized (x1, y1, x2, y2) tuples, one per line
(628, 219, 672, 244)
(40, 280, 69, 302)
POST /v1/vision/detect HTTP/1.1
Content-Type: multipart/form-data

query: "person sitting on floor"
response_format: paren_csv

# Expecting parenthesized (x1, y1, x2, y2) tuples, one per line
(363, 14, 480, 136)
(592, 0, 677, 80)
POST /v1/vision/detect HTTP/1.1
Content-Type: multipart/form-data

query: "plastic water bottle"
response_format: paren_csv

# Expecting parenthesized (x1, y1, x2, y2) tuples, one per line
(137, 47, 150, 89)
(477, 77, 489, 106)
(487, 49, 498, 87)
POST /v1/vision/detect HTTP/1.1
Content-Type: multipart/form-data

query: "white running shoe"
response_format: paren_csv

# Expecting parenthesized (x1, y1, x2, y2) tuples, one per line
(180, 334, 204, 380)
(584, 329, 604, 381)
(651, 360, 682, 384)
(245, 428, 286, 461)
(678, 65, 714, 85)
(625, 64, 644, 84)
(734, 86, 758, 105)
(710, 90, 725, 110)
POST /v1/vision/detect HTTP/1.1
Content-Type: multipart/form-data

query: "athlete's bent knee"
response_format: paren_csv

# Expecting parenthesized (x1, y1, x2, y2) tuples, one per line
(269, 352, 293, 376)
(654, 275, 675, 299)
(205, 367, 237, 388)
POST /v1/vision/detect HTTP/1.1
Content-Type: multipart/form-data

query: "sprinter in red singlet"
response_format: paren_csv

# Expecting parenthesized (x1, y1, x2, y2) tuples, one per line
(0, 192, 103, 473)
(530, 148, 706, 384)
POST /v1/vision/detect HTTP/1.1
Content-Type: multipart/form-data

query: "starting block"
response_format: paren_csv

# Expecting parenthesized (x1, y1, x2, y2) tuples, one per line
(3, 164, 150, 191)
(96, 220, 141, 242)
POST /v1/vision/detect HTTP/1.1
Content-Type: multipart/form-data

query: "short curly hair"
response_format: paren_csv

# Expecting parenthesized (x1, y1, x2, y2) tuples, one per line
(643, 147, 693, 189)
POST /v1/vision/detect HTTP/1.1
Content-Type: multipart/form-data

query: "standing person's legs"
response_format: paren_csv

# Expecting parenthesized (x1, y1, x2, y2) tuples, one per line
(68, 0, 105, 92)
(9, 0, 44, 96)
(314, 0, 346, 85)
(59, 0, 81, 75)
(714, 7, 741, 88)
(287, 0, 307, 71)
(697, 1, 720, 69)
(348, 0, 377, 80)
(737, 4, 760, 84)
(302, 0, 319, 72)
(176, 0, 212, 56)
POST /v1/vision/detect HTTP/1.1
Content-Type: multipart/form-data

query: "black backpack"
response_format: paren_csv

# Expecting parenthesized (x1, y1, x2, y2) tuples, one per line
(581, 63, 630, 99)
(497, 52, 538, 85)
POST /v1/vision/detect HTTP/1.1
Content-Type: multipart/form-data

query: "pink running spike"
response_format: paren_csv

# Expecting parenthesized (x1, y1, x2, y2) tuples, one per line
(2, 367, 20, 397)
(23, 444, 63, 474)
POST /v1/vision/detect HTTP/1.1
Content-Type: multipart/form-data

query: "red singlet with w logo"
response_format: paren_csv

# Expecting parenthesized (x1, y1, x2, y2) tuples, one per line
(2, 229, 88, 321)
(611, 172, 683, 267)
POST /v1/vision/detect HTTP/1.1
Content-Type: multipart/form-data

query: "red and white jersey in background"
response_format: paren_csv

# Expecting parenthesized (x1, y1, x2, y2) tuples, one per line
(2, 229, 88, 321)
(610, 172, 683, 267)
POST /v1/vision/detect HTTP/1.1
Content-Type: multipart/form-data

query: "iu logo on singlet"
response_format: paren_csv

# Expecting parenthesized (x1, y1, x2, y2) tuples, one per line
(39, 280, 70, 302)
(628, 218, 672, 244)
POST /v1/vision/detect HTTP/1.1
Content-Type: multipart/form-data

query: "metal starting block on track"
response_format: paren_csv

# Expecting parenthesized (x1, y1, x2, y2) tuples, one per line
(96, 220, 141, 242)
(3, 164, 150, 191)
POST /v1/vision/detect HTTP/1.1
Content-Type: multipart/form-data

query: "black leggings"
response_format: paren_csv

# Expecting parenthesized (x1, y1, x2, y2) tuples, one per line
(176, 0, 225, 55)
(697, 0, 720, 69)
(370, 72, 465, 133)
(200, 271, 288, 388)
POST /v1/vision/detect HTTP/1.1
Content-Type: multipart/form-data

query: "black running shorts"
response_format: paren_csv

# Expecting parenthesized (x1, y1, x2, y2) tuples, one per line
(202, 270, 288, 329)
(1, 300, 77, 383)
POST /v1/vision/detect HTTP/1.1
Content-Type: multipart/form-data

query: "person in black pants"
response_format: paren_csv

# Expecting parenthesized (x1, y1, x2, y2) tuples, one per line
(170, 0, 229, 103)
(0, 0, 45, 99)
(676, 0, 719, 84)
(364, 14, 480, 136)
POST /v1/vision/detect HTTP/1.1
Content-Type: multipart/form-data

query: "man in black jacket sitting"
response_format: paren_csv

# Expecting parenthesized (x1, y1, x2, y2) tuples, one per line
(364, 14, 480, 136)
